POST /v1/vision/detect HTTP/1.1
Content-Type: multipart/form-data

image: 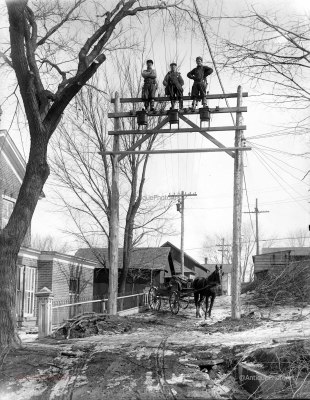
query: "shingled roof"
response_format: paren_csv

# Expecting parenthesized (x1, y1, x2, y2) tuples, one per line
(75, 247, 170, 271)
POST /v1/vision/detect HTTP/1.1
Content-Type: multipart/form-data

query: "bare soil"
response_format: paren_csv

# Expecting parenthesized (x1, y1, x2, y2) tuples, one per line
(1, 295, 310, 400)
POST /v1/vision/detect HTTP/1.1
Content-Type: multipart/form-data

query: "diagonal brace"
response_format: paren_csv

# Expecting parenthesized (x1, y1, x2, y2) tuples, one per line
(179, 114, 235, 158)
(118, 117, 168, 161)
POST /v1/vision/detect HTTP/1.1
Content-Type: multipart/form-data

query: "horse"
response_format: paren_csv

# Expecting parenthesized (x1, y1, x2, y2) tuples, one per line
(193, 265, 223, 319)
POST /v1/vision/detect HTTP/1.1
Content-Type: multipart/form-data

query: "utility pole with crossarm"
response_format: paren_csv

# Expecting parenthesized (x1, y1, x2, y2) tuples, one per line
(244, 198, 269, 255)
(168, 191, 197, 276)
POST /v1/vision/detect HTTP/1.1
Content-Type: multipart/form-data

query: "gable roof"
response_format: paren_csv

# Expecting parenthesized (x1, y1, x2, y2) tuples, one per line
(262, 247, 310, 257)
(161, 241, 204, 268)
(173, 260, 196, 275)
(75, 247, 170, 271)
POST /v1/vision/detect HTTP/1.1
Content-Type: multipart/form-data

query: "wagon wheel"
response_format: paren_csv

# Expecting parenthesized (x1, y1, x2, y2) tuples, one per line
(169, 291, 180, 315)
(148, 287, 161, 311)
(180, 294, 190, 309)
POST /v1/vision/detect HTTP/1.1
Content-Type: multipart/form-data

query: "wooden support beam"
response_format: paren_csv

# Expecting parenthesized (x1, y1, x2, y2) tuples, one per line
(118, 117, 169, 162)
(109, 92, 120, 315)
(110, 92, 248, 103)
(100, 147, 251, 155)
(108, 106, 248, 119)
(179, 114, 235, 159)
(231, 86, 244, 320)
(108, 126, 247, 136)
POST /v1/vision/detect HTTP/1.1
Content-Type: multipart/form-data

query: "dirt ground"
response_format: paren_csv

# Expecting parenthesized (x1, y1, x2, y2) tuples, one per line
(1, 295, 310, 400)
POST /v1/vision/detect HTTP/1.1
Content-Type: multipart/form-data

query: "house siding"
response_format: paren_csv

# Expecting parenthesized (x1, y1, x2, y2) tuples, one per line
(0, 151, 31, 246)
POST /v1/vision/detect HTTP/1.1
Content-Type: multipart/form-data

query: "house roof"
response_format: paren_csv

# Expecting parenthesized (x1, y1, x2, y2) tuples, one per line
(75, 247, 170, 271)
(161, 241, 204, 268)
(262, 247, 310, 257)
(173, 260, 196, 275)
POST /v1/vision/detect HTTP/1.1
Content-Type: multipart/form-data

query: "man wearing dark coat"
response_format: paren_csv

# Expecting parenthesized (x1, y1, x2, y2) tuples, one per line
(141, 59, 157, 111)
(187, 56, 213, 110)
(163, 62, 184, 109)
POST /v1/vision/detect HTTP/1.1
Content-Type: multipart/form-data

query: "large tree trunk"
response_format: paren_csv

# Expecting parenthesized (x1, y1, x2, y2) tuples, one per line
(0, 137, 49, 349)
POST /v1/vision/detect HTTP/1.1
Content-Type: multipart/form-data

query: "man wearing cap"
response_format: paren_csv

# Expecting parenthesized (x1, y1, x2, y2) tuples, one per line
(163, 62, 184, 110)
(141, 59, 158, 111)
(187, 57, 213, 110)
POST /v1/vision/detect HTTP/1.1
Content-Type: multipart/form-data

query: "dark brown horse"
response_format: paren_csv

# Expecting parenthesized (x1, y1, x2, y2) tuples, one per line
(193, 265, 223, 318)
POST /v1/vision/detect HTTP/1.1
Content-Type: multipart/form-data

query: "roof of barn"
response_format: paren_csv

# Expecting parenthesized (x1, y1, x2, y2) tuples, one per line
(75, 247, 170, 271)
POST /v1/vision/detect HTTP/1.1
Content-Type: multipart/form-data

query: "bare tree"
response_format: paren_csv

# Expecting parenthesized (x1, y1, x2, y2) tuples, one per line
(51, 77, 174, 297)
(286, 229, 310, 247)
(0, 0, 188, 349)
(31, 233, 72, 253)
(221, 9, 310, 132)
(202, 223, 255, 282)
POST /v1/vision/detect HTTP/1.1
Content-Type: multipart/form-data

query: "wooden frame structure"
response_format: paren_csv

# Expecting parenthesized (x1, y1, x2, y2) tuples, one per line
(104, 87, 248, 317)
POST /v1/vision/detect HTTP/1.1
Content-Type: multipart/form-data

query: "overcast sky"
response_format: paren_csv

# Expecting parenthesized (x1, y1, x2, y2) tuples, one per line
(1, 0, 309, 262)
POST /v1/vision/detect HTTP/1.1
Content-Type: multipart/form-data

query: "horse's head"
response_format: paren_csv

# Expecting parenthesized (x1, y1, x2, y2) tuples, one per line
(215, 264, 224, 284)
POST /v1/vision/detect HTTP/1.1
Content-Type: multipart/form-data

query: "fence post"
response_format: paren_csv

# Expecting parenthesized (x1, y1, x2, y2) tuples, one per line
(35, 287, 54, 338)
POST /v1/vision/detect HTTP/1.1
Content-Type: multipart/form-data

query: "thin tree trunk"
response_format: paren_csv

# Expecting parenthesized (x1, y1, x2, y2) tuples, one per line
(119, 217, 134, 295)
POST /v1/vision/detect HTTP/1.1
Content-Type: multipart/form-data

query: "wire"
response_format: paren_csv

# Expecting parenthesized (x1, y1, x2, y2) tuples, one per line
(252, 146, 309, 185)
(252, 149, 308, 213)
(192, 0, 235, 125)
(243, 170, 256, 239)
(248, 141, 310, 159)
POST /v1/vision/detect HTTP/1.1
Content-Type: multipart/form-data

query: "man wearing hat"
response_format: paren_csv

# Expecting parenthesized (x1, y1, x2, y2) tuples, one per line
(163, 62, 184, 109)
(187, 57, 213, 110)
(141, 59, 158, 111)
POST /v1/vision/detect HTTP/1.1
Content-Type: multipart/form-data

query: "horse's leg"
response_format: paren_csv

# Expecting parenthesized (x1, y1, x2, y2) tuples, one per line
(194, 293, 199, 318)
(205, 295, 209, 319)
(209, 294, 215, 318)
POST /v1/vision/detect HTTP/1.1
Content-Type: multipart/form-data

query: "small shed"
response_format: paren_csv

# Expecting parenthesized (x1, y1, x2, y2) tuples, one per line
(253, 247, 310, 278)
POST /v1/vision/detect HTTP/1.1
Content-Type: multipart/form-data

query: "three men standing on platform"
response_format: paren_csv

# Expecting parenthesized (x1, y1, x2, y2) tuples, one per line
(163, 62, 184, 110)
(187, 56, 213, 110)
(141, 57, 213, 111)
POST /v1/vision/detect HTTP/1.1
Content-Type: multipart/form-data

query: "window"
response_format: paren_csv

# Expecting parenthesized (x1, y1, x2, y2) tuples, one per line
(69, 277, 80, 294)
(1, 197, 15, 229)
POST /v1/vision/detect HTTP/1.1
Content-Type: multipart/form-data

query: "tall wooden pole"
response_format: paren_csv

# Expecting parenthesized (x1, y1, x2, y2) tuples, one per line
(231, 86, 244, 320)
(108, 92, 120, 315)
(180, 191, 185, 276)
(255, 198, 259, 255)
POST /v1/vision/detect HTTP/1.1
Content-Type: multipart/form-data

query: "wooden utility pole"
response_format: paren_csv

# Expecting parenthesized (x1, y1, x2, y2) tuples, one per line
(244, 198, 269, 255)
(216, 238, 230, 264)
(108, 92, 120, 315)
(104, 89, 249, 317)
(168, 192, 197, 275)
(231, 85, 244, 320)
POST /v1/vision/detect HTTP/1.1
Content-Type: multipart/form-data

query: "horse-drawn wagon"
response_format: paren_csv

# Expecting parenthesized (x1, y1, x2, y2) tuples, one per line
(148, 275, 193, 315)
(148, 265, 223, 317)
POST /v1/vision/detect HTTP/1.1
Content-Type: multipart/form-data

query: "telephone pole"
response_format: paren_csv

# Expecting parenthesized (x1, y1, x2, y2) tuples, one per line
(168, 191, 197, 275)
(216, 238, 231, 264)
(244, 198, 269, 255)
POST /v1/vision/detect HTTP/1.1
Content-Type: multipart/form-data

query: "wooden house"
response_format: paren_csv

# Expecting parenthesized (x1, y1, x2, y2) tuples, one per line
(253, 247, 310, 278)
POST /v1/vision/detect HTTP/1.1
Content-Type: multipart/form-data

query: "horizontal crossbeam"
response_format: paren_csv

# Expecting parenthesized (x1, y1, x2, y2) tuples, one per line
(108, 126, 246, 135)
(110, 92, 248, 104)
(108, 106, 247, 118)
(100, 147, 251, 155)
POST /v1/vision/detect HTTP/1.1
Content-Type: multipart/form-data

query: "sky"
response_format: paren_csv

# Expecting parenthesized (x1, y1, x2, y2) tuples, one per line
(1, 0, 309, 263)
